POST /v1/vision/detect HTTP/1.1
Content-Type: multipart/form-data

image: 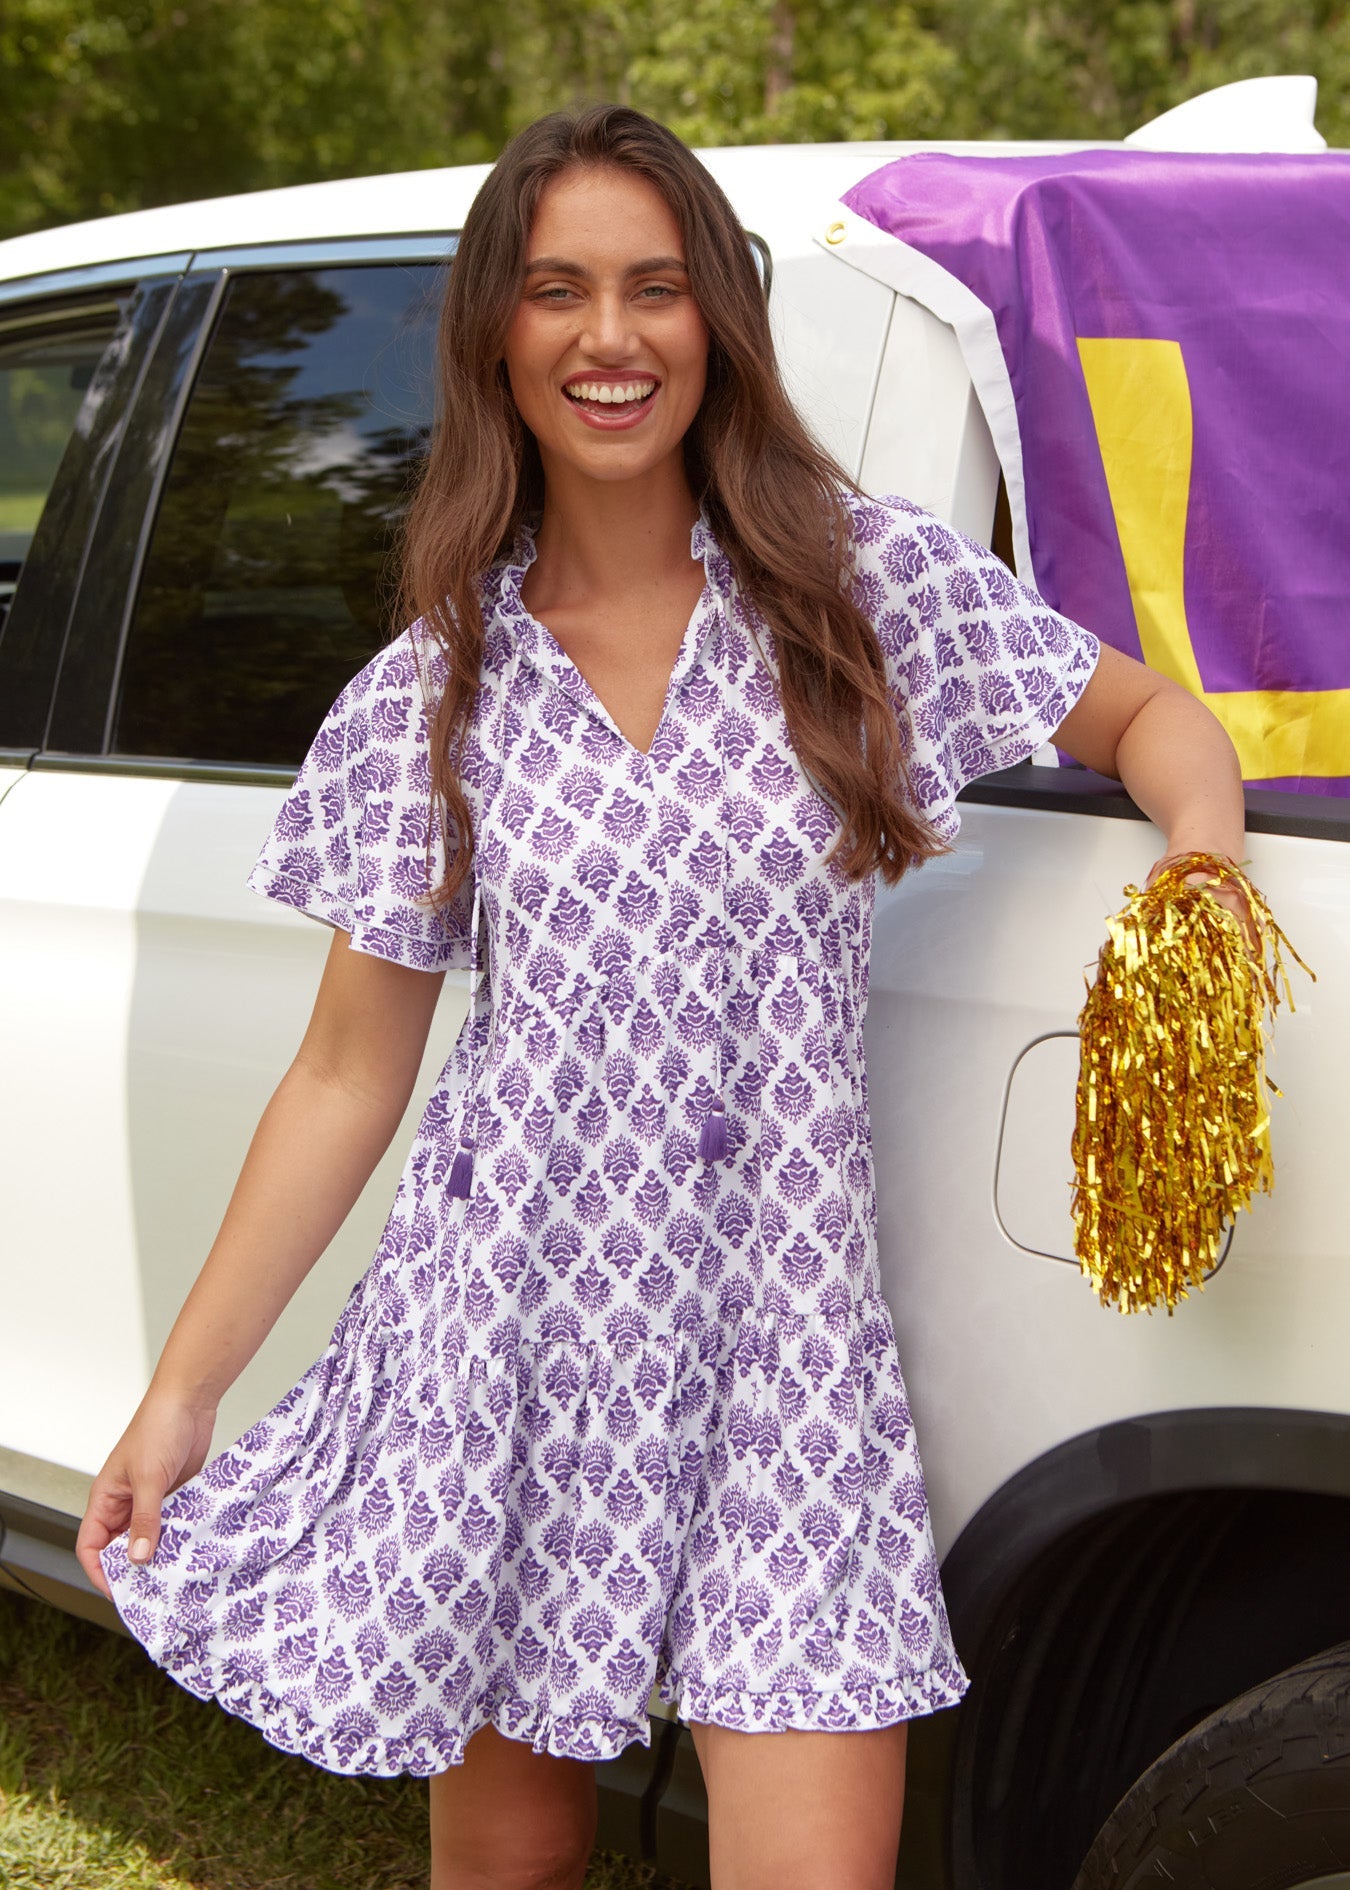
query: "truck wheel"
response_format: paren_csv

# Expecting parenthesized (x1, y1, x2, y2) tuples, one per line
(1073, 1641, 1350, 1890)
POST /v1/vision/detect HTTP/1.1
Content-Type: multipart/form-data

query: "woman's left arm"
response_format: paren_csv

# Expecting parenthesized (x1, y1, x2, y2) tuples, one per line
(1052, 641, 1255, 941)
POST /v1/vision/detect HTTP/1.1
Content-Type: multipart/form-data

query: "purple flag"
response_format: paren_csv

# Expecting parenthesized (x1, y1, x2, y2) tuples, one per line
(842, 150, 1350, 795)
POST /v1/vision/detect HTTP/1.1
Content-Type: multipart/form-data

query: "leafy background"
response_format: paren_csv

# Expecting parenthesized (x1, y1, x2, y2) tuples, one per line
(2, 0, 1346, 238)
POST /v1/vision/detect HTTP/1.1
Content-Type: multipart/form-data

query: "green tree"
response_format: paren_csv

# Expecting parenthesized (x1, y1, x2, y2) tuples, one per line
(0, 0, 512, 236)
(924, 0, 1349, 146)
(624, 0, 958, 145)
(2, 0, 1345, 238)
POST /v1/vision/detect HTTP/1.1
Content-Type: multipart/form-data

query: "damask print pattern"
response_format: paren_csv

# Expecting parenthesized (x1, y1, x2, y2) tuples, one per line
(100, 491, 1100, 1775)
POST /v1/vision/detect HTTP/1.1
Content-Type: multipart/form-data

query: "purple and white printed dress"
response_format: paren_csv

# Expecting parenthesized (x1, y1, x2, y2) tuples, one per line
(100, 489, 1100, 1776)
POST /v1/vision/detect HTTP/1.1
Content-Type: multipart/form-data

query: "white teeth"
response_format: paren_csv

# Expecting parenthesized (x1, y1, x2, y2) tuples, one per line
(565, 380, 656, 405)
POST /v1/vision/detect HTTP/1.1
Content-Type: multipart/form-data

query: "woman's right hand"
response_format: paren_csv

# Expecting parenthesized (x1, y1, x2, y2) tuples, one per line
(71, 936, 443, 1605)
(75, 1392, 217, 1600)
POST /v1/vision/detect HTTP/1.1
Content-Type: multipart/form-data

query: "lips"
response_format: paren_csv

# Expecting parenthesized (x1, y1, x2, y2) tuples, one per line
(561, 375, 661, 431)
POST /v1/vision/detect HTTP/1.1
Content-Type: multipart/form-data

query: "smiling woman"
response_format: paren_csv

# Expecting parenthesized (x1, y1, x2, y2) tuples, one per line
(501, 167, 712, 755)
(397, 105, 958, 911)
(79, 99, 1250, 1890)
(514, 220, 703, 445)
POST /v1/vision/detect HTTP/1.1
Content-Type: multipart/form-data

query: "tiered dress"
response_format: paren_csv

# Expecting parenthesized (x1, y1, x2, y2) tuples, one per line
(100, 490, 1100, 1775)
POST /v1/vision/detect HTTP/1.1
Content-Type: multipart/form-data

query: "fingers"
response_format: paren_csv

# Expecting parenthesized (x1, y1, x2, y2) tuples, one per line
(1144, 850, 1242, 892)
(74, 1396, 216, 1605)
(75, 1477, 131, 1600)
(1198, 879, 1262, 958)
(75, 1522, 115, 1600)
(1140, 858, 1263, 963)
(126, 1468, 168, 1569)
(75, 1458, 169, 1599)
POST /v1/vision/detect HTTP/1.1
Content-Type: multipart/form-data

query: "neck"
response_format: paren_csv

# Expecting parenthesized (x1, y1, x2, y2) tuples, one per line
(529, 449, 701, 604)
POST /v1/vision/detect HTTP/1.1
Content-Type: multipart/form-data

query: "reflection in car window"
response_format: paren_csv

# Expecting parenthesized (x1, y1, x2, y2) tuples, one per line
(112, 265, 441, 767)
(0, 307, 120, 639)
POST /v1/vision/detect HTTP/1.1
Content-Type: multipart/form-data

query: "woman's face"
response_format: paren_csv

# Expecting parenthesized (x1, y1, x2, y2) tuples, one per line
(502, 164, 710, 489)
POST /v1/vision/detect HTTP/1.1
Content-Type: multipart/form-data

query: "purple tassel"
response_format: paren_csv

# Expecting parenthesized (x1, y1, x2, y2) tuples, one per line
(698, 1096, 728, 1161)
(447, 1136, 475, 1199)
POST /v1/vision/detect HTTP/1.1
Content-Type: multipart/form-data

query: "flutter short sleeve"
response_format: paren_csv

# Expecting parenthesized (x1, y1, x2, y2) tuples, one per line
(849, 490, 1102, 842)
(246, 623, 474, 972)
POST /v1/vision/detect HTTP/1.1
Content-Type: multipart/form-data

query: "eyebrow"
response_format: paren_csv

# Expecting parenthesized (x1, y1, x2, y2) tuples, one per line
(523, 255, 690, 279)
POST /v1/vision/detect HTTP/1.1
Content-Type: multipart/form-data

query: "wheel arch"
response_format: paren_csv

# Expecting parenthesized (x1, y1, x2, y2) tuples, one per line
(935, 1407, 1350, 1890)
(942, 1406, 1350, 1656)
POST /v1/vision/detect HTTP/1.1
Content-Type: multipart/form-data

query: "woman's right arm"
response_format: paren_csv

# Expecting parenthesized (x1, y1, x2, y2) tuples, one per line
(75, 927, 448, 1598)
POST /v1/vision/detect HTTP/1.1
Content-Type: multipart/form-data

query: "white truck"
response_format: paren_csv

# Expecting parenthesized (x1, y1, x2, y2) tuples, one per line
(2, 78, 1346, 1890)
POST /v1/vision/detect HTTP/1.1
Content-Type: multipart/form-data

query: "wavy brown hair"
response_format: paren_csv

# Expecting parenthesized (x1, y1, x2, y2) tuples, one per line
(395, 102, 950, 919)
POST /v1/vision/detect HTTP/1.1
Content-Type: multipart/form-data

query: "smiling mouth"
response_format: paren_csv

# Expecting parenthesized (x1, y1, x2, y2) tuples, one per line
(563, 378, 658, 414)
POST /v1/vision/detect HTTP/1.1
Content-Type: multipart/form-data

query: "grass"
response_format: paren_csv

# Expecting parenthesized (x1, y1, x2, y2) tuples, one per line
(0, 1589, 691, 1890)
(0, 491, 44, 532)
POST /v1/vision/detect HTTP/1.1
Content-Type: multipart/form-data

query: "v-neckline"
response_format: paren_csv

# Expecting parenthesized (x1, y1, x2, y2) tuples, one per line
(504, 523, 719, 764)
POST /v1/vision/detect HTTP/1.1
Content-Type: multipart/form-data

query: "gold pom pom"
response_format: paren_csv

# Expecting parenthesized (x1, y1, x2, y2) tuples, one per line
(1070, 851, 1313, 1315)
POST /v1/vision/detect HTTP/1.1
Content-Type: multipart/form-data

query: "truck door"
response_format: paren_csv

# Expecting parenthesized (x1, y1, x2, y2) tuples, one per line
(0, 241, 472, 1486)
(0, 261, 186, 1508)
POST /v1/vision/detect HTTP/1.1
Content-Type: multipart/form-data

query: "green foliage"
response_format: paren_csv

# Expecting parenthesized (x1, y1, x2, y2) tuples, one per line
(0, 0, 1345, 237)
(924, 0, 1350, 144)
(627, 0, 959, 145)
(0, 0, 511, 236)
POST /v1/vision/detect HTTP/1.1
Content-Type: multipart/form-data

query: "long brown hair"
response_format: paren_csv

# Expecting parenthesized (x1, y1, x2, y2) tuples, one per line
(395, 103, 950, 917)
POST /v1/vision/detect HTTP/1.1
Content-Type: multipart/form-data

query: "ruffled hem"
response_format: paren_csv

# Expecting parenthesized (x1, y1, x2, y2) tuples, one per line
(244, 863, 469, 975)
(103, 1529, 965, 1774)
(656, 1657, 969, 1734)
(97, 1271, 960, 1779)
(99, 1565, 656, 1776)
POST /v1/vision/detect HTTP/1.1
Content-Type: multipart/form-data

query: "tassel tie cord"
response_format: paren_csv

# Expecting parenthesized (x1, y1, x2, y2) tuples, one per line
(698, 941, 729, 1164)
(448, 641, 514, 1206)
(1070, 850, 1313, 1316)
(446, 870, 485, 1201)
(699, 936, 731, 1158)
(447, 890, 733, 1197)
(698, 1094, 728, 1161)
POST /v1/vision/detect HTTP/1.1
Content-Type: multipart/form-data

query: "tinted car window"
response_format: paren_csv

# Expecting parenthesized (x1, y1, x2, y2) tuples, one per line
(0, 305, 121, 639)
(112, 264, 441, 767)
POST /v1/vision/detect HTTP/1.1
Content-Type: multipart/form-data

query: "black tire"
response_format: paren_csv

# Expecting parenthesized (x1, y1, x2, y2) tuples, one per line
(1073, 1640, 1350, 1890)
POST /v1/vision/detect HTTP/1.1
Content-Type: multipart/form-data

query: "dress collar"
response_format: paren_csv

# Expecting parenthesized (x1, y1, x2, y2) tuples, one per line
(485, 506, 733, 729)
(497, 505, 725, 589)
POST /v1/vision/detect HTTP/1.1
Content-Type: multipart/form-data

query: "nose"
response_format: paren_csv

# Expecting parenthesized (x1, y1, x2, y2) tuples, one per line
(580, 287, 640, 362)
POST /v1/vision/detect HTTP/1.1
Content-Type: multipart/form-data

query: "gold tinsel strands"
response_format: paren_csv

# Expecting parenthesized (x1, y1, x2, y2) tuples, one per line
(1070, 850, 1313, 1315)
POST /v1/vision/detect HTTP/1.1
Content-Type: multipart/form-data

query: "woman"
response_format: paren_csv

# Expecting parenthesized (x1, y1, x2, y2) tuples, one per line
(77, 104, 1251, 1889)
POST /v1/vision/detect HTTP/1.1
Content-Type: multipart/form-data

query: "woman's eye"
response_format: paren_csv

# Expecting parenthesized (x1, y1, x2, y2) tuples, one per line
(638, 284, 676, 300)
(534, 286, 576, 303)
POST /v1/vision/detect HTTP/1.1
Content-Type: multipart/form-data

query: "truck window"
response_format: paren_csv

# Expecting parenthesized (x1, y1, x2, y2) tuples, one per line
(110, 264, 441, 768)
(0, 303, 121, 640)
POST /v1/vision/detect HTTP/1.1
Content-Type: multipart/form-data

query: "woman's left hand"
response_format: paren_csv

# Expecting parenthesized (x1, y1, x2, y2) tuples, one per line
(1143, 851, 1262, 958)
